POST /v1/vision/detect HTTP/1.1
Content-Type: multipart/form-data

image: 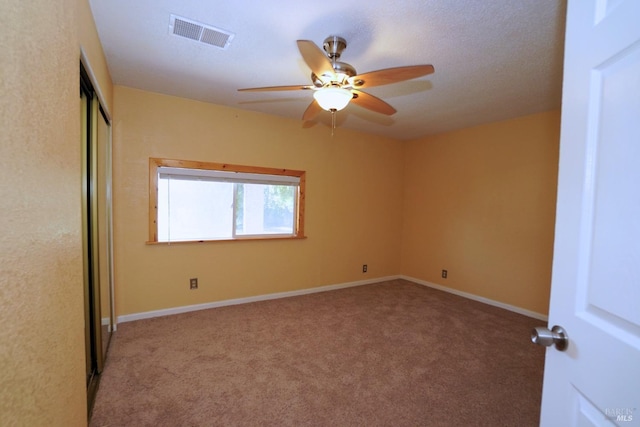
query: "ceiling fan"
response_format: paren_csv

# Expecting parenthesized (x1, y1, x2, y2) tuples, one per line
(238, 36, 435, 128)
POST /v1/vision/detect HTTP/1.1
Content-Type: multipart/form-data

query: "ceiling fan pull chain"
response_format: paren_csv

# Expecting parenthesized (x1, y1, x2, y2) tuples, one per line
(331, 109, 336, 136)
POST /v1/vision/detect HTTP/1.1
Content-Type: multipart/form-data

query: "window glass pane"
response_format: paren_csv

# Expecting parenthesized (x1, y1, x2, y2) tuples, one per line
(158, 178, 233, 241)
(235, 184, 295, 235)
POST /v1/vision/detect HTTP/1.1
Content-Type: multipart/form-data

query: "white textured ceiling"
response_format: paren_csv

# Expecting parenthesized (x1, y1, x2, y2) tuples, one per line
(89, 0, 567, 141)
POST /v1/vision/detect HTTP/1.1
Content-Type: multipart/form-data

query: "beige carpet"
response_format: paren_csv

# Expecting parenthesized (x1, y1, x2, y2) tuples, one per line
(90, 279, 546, 426)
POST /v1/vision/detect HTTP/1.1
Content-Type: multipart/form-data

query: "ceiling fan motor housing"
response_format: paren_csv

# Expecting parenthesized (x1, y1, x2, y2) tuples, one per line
(323, 36, 347, 59)
(311, 61, 357, 87)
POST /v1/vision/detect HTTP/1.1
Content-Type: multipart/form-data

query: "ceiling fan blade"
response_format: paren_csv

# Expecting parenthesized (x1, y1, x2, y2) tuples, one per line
(302, 99, 322, 121)
(238, 85, 314, 92)
(296, 40, 336, 80)
(349, 65, 435, 89)
(351, 90, 397, 115)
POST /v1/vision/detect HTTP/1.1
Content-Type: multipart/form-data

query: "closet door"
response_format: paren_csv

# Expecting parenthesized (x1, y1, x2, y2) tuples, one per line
(80, 62, 114, 414)
(80, 86, 94, 385)
(97, 104, 114, 358)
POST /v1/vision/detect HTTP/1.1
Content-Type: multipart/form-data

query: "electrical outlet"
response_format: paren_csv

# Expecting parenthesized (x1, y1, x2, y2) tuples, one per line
(441, 270, 448, 279)
(190, 278, 198, 290)
(362, 264, 368, 273)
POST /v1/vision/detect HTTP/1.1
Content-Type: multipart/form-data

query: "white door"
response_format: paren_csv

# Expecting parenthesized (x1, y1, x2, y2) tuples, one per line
(539, 0, 640, 425)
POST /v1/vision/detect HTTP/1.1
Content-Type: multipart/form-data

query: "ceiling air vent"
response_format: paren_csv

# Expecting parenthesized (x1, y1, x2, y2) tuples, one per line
(169, 14, 234, 49)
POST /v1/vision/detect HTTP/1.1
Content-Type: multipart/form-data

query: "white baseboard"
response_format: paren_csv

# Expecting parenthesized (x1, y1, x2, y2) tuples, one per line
(400, 275, 548, 321)
(117, 275, 401, 324)
(117, 274, 548, 324)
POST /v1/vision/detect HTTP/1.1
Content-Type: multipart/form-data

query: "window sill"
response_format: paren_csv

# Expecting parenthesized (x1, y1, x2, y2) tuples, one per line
(146, 235, 307, 245)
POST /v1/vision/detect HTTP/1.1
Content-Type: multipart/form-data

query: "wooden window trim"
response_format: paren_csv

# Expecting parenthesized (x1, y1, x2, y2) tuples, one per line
(148, 157, 306, 244)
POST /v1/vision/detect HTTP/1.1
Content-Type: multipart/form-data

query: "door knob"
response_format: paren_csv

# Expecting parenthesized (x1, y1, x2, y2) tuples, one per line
(531, 325, 569, 351)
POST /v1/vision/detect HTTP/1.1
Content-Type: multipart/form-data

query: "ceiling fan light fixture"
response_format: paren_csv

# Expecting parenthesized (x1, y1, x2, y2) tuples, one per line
(313, 87, 352, 111)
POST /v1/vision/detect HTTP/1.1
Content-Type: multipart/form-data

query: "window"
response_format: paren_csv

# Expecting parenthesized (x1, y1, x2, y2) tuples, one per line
(148, 158, 305, 243)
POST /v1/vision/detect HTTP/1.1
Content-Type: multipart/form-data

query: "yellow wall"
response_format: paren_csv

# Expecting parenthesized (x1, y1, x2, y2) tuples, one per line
(112, 86, 404, 315)
(113, 87, 559, 318)
(401, 110, 560, 315)
(0, 0, 112, 424)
